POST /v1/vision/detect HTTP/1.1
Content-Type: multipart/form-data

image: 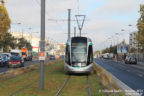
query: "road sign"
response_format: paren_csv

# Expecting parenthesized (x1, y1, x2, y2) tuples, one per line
(39, 52, 46, 60)
(122, 44, 128, 53)
(117, 44, 122, 53)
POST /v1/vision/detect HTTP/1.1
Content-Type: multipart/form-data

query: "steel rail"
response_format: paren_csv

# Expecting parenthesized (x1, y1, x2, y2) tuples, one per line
(87, 75, 91, 96)
(55, 75, 71, 96)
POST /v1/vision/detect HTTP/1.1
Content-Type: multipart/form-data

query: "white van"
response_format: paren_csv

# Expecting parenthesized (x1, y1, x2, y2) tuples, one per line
(10, 49, 22, 57)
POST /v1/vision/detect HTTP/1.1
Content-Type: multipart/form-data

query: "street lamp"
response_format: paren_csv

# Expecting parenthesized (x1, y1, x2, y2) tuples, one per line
(115, 33, 122, 45)
(107, 37, 113, 46)
(121, 29, 132, 33)
(21, 27, 32, 38)
(10, 22, 21, 33)
(11, 22, 24, 37)
(115, 33, 123, 61)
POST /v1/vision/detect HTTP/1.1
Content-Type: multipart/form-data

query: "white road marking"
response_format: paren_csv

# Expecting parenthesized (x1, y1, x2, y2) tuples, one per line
(126, 70, 130, 72)
(138, 74, 143, 77)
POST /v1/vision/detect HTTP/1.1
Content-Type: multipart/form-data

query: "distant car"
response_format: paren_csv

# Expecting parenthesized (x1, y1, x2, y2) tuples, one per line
(60, 55, 64, 59)
(125, 56, 137, 64)
(49, 55, 55, 60)
(28, 55, 33, 61)
(103, 53, 109, 59)
(1, 53, 11, 61)
(8, 56, 24, 68)
(0, 55, 4, 67)
(1, 54, 9, 65)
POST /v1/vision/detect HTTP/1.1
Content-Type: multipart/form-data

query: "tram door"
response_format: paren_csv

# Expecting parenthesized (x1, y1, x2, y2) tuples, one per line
(65, 44, 71, 65)
(87, 44, 93, 65)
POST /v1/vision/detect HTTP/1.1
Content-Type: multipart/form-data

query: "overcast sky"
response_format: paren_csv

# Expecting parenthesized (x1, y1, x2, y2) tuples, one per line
(5, 0, 144, 51)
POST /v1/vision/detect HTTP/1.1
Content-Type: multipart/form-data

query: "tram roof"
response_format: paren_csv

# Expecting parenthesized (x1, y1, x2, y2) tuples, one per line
(66, 37, 92, 43)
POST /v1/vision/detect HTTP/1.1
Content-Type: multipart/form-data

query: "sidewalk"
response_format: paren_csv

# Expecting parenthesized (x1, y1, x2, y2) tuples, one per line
(137, 61, 144, 66)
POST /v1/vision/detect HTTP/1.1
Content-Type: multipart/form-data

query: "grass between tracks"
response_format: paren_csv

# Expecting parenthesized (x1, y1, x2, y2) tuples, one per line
(0, 60, 124, 96)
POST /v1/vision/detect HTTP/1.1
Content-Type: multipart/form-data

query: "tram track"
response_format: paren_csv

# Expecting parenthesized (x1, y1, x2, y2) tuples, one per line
(55, 75, 71, 96)
(55, 75, 92, 96)
(87, 75, 91, 96)
(8, 62, 62, 96)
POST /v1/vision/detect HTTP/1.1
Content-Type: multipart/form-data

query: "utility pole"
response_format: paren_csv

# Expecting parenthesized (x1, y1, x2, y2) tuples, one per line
(22, 29, 24, 38)
(138, 31, 140, 61)
(74, 27, 76, 37)
(68, 9, 71, 39)
(40, 0, 45, 90)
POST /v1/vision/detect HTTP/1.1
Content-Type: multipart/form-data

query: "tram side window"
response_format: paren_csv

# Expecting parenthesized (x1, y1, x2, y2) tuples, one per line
(65, 45, 71, 65)
(87, 45, 93, 65)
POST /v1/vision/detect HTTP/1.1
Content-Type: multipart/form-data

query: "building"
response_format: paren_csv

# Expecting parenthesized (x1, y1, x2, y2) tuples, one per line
(56, 43, 65, 55)
(11, 32, 31, 42)
(11, 32, 64, 54)
(129, 32, 137, 49)
(31, 36, 40, 52)
(45, 38, 65, 56)
(11, 32, 40, 52)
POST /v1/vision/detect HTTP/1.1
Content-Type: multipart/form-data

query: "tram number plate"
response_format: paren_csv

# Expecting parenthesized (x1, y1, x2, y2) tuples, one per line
(76, 63, 81, 67)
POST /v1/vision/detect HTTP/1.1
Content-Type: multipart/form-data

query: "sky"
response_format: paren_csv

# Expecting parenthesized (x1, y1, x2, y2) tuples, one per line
(4, 0, 144, 51)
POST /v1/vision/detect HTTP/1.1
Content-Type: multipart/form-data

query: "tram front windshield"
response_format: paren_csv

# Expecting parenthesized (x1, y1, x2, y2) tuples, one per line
(71, 39, 87, 63)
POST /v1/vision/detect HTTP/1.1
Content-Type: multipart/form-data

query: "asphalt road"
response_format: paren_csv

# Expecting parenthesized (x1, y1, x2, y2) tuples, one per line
(94, 58, 144, 95)
(0, 60, 39, 73)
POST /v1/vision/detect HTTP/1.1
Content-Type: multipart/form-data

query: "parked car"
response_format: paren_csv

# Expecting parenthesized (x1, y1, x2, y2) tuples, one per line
(125, 56, 130, 62)
(8, 56, 24, 68)
(1, 54, 9, 65)
(125, 56, 137, 64)
(0, 55, 4, 67)
(49, 55, 55, 60)
(1, 53, 11, 61)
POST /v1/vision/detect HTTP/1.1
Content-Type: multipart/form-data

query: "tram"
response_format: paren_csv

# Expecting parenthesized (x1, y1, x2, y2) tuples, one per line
(64, 37, 93, 74)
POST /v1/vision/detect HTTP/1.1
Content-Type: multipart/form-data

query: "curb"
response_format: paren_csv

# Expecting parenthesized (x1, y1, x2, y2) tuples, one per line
(94, 62, 142, 96)
(0, 63, 35, 75)
(0, 65, 30, 75)
(0, 60, 50, 75)
(0, 71, 8, 75)
(137, 62, 144, 66)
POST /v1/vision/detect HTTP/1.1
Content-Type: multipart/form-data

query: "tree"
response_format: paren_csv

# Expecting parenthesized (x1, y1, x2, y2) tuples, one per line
(0, 33, 17, 52)
(102, 45, 117, 54)
(121, 40, 126, 45)
(17, 38, 32, 50)
(94, 50, 101, 56)
(0, 5, 33, 51)
(136, 5, 144, 51)
(0, 5, 11, 40)
(102, 48, 110, 54)
(109, 45, 117, 54)
(130, 47, 136, 53)
(0, 5, 11, 52)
